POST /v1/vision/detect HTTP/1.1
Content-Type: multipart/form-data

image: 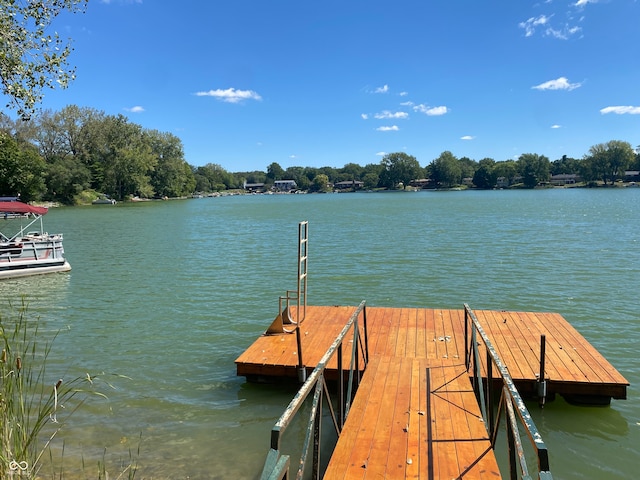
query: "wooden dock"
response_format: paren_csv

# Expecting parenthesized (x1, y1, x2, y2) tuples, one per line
(236, 306, 628, 401)
(322, 357, 500, 479)
(237, 305, 628, 479)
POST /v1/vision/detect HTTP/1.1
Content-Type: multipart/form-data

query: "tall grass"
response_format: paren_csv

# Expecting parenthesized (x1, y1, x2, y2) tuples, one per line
(0, 299, 135, 479)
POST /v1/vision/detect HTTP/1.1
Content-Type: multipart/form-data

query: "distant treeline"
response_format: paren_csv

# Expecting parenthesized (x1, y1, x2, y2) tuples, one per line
(1, 106, 638, 203)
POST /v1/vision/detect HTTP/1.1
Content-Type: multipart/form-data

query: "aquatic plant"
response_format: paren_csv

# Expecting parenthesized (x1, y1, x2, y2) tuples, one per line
(0, 299, 133, 479)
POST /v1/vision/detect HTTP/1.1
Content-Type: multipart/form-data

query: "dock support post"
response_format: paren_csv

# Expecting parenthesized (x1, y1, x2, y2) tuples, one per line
(296, 328, 306, 383)
(537, 334, 547, 408)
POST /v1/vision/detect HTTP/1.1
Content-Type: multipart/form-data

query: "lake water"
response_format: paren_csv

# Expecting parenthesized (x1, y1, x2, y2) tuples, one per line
(1, 189, 638, 479)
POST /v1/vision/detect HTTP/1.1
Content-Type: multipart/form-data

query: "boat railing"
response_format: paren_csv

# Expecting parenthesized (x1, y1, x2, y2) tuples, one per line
(464, 303, 553, 480)
(260, 300, 369, 480)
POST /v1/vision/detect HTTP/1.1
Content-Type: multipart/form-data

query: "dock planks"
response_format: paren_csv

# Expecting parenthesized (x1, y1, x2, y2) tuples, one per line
(235, 306, 628, 400)
(236, 305, 629, 479)
(317, 357, 500, 480)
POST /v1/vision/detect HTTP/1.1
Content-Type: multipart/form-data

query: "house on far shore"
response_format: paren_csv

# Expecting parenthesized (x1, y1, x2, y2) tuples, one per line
(625, 171, 640, 182)
(273, 180, 298, 192)
(334, 180, 364, 190)
(243, 182, 265, 192)
(550, 173, 580, 186)
(409, 178, 433, 189)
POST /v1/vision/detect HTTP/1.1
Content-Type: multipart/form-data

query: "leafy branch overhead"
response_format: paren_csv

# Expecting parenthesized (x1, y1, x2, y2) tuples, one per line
(0, 0, 88, 119)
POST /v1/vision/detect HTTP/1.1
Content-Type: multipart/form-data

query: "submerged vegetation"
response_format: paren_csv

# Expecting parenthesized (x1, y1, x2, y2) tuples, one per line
(0, 301, 136, 479)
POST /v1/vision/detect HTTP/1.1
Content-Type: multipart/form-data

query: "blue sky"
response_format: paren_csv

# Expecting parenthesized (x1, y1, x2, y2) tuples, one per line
(31, 0, 640, 171)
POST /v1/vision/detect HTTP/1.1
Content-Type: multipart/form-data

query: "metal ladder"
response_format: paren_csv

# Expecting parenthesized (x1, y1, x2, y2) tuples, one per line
(266, 221, 308, 334)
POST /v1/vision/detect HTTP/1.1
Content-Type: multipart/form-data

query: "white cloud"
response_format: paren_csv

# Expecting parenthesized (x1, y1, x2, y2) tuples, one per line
(361, 113, 369, 120)
(376, 125, 399, 131)
(374, 110, 409, 120)
(376, 151, 386, 156)
(519, 15, 552, 37)
(600, 106, 640, 115)
(374, 84, 389, 94)
(195, 88, 262, 103)
(532, 77, 582, 91)
(414, 104, 448, 116)
(125, 105, 144, 113)
(400, 101, 413, 107)
(546, 24, 582, 39)
(461, 135, 475, 140)
(574, 0, 597, 7)
(399, 91, 408, 97)
(551, 124, 562, 129)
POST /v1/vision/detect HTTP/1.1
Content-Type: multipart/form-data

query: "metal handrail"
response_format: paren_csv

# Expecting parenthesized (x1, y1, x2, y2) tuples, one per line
(260, 300, 368, 480)
(464, 304, 552, 480)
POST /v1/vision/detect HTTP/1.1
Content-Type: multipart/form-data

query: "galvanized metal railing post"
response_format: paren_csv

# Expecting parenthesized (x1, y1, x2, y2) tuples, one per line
(472, 327, 487, 421)
(338, 343, 344, 428)
(362, 305, 369, 364)
(465, 307, 470, 370)
(353, 318, 360, 385)
(486, 349, 494, 430)
(312, 383, 322, 480)
(465, 304, 553, 480)
(506, 399, 519, 480)
(260, 301, 367, 480)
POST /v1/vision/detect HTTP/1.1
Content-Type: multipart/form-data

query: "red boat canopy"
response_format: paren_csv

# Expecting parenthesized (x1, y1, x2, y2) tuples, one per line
(0, 202, 48, 215)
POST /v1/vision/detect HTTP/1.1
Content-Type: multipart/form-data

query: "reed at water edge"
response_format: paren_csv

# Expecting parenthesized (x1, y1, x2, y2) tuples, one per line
(0, 299, 137, 479)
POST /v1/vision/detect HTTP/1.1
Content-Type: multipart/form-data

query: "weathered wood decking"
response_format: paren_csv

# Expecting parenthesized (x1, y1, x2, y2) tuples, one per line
(236, 306, 628, 401)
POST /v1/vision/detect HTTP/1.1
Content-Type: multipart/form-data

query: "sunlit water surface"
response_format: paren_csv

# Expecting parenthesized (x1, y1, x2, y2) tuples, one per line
(1, 189, 638, 479)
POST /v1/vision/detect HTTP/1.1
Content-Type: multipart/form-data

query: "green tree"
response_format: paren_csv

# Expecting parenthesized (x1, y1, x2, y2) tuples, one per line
(310, 174, 330, 192)
(363, 172, 379, 190)
(81, 114, 156, 199)
(584, 140, 635, 185)
(458, 156, 478, 182)
(0, 0, 88, 119)
(340, 162, 364, 181)
(45, 156, 91, 203)
(196, 163, 233, 192)
(148, 130, 194, 197)
(632, 146, 640, 170)
(517, 153, 550, 188)
(266, 162, 284, 181)
(236, 170, 267, 185)
(430, 151, 462, 188)
(193, 172, 212, 193)
(472, 158, 496, 189)
(285, 166, 310, 190)
(362, 162, 383, 178)
(317, 166, 339, 184)
(379, 152, 421, 189)
(0, 131, 46, 200)
(493, 160, 518, 186)
(551, 155, 580, 175)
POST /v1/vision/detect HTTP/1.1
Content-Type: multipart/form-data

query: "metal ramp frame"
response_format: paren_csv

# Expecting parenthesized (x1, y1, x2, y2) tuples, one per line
(266, 221, 308, 335)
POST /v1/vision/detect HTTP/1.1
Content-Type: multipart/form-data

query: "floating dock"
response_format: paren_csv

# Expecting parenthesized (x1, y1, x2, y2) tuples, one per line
(236, 305, 628, 402)
(239, 222, 630, 478)
(239, 305, 628, 479)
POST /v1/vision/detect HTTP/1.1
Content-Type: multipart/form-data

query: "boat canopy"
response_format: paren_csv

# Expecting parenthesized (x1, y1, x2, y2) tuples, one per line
(0, 202, 48, 216)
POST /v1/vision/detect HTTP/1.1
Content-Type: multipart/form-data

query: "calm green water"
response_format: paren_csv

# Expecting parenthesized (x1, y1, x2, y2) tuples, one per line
(1, 189, 638, 479)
